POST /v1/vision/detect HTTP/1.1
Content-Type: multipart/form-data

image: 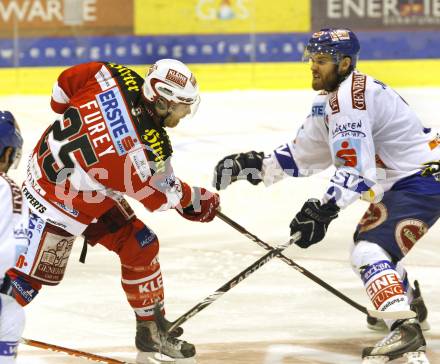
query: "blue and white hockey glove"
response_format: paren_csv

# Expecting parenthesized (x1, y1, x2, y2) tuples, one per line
(290, 198, 340, 248)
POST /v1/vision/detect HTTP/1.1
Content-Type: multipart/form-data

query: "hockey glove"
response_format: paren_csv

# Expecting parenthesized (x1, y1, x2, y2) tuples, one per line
(290, 198, 340, 249)
(176, 187, 220, 223)
(213, 151, 264, 191)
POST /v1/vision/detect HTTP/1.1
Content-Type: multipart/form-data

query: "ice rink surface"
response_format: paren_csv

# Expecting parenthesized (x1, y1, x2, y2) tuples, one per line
(1, 87, 440, 364)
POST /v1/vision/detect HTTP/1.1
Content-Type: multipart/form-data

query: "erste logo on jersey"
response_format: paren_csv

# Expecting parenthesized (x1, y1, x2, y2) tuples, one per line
(311, 103, 325, 117)
(334, 139, 361, 169)
(97, 87, 141, 156)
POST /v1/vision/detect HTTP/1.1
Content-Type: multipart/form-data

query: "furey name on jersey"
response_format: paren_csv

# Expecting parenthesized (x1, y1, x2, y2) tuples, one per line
(78, 86, 141, 159)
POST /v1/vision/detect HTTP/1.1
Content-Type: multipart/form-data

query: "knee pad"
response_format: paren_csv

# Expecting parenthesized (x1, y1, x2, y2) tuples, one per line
(350, 240, 392, 276)
(0, 293, 25, 342)
(118, 219, 160, 268)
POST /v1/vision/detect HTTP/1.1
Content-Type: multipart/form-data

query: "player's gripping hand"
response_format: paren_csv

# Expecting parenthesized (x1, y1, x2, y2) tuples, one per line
(290, 198, 340, 248)
(177, 187, 220, 222)
(213, 151, 264, 191)
(421, 160, 440, 178)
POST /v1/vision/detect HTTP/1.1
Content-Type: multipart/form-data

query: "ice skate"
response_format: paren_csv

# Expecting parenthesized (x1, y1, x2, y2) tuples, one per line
(367, 281, 430, 332)
(135, 320, 196, 363)
(362, 318, 429, 364)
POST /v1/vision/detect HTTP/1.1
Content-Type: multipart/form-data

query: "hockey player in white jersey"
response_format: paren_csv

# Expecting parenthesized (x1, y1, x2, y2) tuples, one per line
(213, 29, 437, 363)
(0, 111, 27, 363)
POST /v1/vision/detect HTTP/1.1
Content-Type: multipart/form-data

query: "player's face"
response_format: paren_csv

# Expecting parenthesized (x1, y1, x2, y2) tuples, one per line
(309, 54, 339, 91)
(163, 102, 191, 128)
(0, 147, 13, 173)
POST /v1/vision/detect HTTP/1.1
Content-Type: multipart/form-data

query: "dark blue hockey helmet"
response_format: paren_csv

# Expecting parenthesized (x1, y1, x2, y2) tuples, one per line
(303, 28, 360, 67)
(0, 111, 23, 169)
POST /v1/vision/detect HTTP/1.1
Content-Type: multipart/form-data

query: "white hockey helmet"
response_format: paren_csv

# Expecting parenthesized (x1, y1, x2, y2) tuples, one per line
(143, 59, 200, 106)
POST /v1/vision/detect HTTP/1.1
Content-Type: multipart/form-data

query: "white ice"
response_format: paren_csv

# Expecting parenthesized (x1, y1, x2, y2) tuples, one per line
(1, 88, 439, 363)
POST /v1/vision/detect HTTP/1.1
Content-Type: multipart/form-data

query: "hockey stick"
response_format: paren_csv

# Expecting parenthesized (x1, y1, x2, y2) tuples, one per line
(154, 231, 302, 334)
(216, 211, 416, 321)
(21, 337, 134, 364)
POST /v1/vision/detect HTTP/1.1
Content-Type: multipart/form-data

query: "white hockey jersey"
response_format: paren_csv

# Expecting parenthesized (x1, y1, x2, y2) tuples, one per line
(0, 173, 29, 284)
(262, 71, 440, 208)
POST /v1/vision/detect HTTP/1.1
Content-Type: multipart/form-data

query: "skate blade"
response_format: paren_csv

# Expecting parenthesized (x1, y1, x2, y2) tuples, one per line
(136, 351, 196, 364)
(362, 356, 390, 364)
(367, 321, 388, 332)
(368, 320, 430, 332)
(404, 351, 430, 364)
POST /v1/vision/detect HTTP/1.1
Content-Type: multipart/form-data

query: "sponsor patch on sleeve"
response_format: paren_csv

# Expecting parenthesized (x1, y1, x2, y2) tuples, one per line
(96, 87, 141, 155)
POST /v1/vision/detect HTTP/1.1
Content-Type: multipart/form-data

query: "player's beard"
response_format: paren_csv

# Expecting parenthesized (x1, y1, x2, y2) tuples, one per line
(162, 113, 181, 128)
(312, 68, 340, 92)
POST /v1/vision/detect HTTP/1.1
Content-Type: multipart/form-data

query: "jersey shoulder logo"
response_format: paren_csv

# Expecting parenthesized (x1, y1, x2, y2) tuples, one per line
(329, 93, 340, 114)
(106, 63, 143, 93)
(351, 73, 367, 110)
(1, 173, 23, 213)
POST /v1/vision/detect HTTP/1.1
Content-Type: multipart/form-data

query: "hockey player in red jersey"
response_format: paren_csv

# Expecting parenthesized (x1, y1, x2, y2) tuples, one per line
(5, 59, 220, 361)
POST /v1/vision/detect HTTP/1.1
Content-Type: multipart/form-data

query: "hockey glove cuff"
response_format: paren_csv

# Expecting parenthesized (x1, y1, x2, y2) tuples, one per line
(176, 187, 220, 223)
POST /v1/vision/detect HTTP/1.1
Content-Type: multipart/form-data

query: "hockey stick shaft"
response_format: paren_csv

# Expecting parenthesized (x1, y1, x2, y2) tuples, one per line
(161, 231, 301, 333)
(21, 337, 133, 364)
(216, 211, 415, 321)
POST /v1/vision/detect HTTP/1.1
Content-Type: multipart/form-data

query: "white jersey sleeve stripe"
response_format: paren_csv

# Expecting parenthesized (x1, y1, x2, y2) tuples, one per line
(51, 81, 70, 104)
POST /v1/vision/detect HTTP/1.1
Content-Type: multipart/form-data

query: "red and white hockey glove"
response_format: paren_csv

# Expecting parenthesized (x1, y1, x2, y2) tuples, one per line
(176, 187, 220, 223)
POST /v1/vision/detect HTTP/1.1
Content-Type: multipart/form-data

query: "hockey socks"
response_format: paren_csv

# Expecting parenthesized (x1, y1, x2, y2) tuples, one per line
(121, 256, 164, 320)
(360, 260, 409, 327)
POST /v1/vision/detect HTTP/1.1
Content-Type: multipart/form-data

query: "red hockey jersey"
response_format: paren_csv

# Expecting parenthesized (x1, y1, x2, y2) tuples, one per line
(24, 62, 192, 235)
